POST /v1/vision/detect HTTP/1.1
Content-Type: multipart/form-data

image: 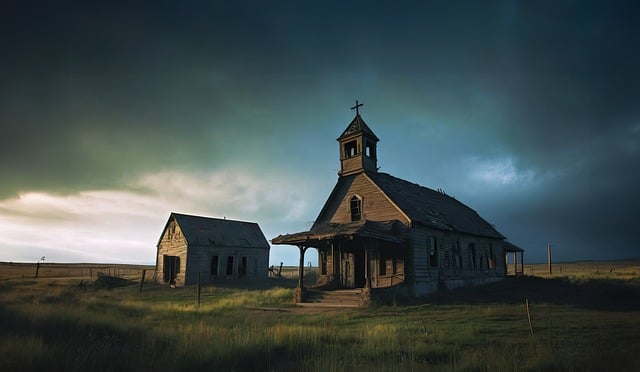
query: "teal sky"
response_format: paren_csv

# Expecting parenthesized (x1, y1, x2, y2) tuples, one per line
(1, 1, 639, 265)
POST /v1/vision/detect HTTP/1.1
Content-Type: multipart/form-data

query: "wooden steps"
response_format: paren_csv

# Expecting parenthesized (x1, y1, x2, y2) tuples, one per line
(299, 289, 362, 308)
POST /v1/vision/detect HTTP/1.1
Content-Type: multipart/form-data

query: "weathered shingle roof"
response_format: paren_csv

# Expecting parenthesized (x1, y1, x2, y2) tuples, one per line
(337, 114, 380, 141)
(272, 220, 408, 245)
(367, 172, 505, 239)
(162, 213, 270, 248)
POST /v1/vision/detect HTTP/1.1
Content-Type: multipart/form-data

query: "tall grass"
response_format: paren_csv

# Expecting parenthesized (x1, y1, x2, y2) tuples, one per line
(1, 265, 640, 371)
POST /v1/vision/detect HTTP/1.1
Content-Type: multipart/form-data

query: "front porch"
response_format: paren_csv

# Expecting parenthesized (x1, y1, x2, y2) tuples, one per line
(271, 220, 409, 304)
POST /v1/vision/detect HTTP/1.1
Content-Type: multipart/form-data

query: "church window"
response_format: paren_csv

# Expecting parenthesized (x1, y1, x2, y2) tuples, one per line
(350, 196, 362, 221)
(469, 243, 477, 270)
(344, 140, 357, 158)
(320, 250, 328, 275)
(365, 141, 376, 159)
(428, 236, 438, 267)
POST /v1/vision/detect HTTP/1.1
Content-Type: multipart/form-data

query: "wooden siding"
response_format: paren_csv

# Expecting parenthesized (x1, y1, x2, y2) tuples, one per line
(156, 220, 188, 286)
(409, 225, 506, 296)
(156, 218, 270, 286)
(186, 246, 269, 285)
(329, 173, 409, 224)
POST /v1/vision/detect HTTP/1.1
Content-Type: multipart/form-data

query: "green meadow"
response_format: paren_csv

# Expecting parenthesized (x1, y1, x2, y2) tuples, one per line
(1, 261, 639, 371)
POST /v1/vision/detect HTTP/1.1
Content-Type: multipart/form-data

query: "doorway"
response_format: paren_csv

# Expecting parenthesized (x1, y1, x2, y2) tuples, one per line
(340, 250, 365, 288)
(163, 255, 180, 285)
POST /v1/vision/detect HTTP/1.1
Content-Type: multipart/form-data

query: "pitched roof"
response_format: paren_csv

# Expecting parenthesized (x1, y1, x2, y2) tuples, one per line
(160, 213, 270, 248)
(366, 172, 505, 239)
(337, 114, 380, 141)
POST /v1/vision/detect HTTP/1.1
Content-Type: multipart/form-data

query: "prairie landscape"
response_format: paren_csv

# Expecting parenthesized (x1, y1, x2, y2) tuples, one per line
(1, 260, 639, 371)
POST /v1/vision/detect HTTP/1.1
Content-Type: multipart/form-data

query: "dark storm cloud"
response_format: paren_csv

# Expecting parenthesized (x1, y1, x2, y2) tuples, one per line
(1, 1, 639, 261)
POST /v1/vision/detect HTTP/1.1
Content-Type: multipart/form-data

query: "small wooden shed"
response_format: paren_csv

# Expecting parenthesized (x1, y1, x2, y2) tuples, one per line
(155, 213, 270, 286)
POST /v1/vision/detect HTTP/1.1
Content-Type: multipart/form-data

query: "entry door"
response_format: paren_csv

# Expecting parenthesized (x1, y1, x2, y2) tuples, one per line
(342, 252, 355, 288)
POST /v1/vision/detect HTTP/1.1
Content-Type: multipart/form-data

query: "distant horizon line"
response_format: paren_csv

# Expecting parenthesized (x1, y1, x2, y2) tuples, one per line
(2, 257, 639, 267)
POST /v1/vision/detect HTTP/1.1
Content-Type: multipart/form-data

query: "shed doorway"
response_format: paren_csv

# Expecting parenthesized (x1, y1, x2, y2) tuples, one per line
(163, 255, 180, 285)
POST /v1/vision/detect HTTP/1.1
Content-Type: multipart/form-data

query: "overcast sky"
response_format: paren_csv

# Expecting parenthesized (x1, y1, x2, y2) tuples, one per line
(1, 1, 639, 265)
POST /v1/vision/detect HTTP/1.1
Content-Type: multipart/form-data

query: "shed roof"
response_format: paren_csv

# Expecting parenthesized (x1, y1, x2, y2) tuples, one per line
(159, 213, 270, 248)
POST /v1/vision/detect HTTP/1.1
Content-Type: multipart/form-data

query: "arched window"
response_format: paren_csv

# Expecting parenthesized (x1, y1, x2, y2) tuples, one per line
(350, 195, 362, 221)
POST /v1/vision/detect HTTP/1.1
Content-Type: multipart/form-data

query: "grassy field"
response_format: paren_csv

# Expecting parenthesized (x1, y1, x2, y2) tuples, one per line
(1, 261, 639, 371)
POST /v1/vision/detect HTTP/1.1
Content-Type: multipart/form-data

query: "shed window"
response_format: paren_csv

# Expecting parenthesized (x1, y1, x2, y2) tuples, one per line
(350, 196, 362, 221)
(211, 255, 219, 276)
(239, 256, 247, 277)
(226, 256, 234, 276)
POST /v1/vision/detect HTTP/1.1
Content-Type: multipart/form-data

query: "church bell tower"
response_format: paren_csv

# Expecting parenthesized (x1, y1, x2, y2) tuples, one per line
(337, 100, 379, 176)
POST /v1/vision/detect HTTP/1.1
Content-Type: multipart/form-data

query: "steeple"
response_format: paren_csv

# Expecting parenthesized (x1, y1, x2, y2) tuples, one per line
(337, 101, 379, 176)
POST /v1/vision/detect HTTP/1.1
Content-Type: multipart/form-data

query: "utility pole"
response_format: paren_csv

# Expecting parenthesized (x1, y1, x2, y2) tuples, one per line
(547, 243, 552, 275)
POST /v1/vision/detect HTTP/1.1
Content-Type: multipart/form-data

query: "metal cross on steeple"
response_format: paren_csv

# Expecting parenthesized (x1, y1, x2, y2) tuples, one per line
(350, 100, 364, 115)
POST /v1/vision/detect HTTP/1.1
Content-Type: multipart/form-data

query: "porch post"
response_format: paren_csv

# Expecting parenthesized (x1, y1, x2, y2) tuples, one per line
(513, 251, 517, 275)
(298, 245, 305, 288)
(520, 251, 524, 276)
(364, 243, 370, 288)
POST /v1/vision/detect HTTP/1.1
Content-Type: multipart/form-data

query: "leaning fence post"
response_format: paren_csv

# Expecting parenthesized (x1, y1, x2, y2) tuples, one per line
(525, 298, 534, 336)
(139, 269, 147, 292)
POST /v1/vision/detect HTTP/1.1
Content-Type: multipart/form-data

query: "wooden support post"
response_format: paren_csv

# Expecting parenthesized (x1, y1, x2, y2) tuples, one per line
(513, 251, 517, 275)
(521, 252, 525, 276)
(139, 269, 146, 292)
(298, 246, 305, 288)
(364, 243, 370, 288)
(547, 243, 552, 275)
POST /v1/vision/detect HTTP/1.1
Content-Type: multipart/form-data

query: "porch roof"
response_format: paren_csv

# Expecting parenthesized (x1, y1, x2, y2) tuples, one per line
(271, 220, 408, 246)
(504, 241, 525, 252)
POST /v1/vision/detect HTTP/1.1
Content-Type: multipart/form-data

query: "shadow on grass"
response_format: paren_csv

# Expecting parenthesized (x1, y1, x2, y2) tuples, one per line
(425, 276, 640, 311)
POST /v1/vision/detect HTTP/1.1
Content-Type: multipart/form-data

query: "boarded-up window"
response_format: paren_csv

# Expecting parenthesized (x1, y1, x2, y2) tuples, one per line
(211, 255, 219, 276)
(226, 256, 234, 276)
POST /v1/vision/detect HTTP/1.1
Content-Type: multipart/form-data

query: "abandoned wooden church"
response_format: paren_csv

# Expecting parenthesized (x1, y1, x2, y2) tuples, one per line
(272, 104, 507, 301)
(156, 213, 270, 286)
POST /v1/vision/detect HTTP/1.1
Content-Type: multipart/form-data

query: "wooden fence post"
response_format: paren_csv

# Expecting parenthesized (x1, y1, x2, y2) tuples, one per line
(139, 269, 146, 292)
(525, 298, 534, 336)
(197, 272, 201, 307)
